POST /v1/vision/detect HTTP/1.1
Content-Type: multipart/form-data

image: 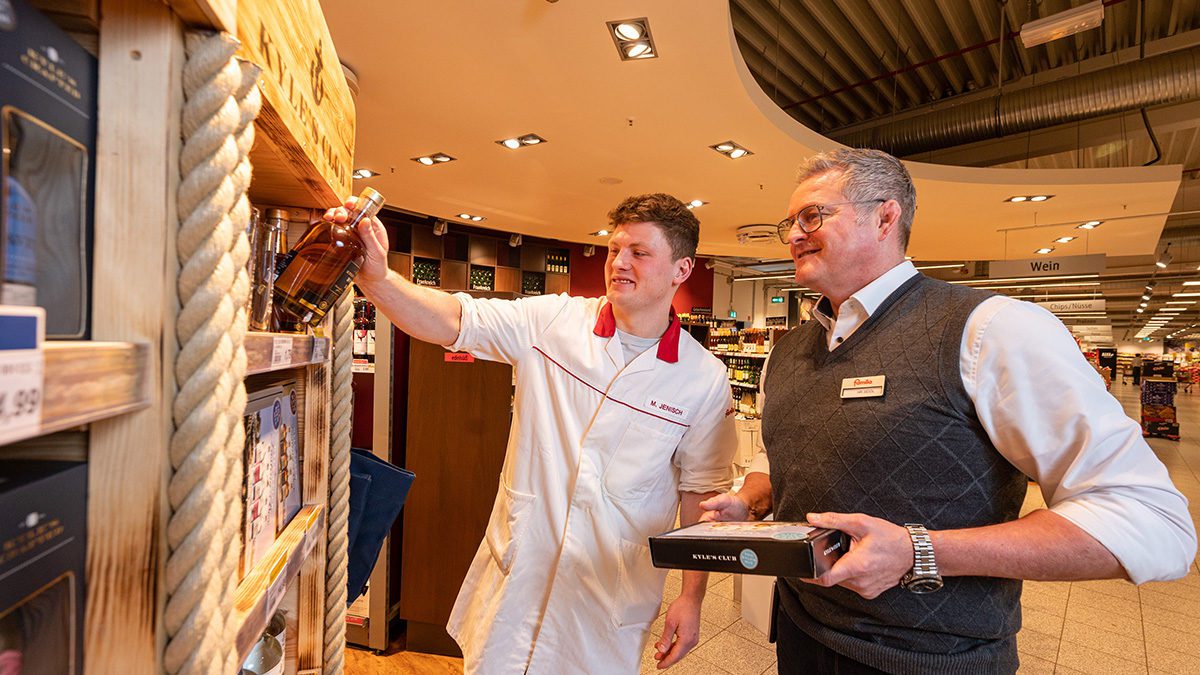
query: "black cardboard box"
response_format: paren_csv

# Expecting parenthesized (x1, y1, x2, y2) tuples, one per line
(0, 461, 87, 674)
(0, 0, 97, 338)
(649, 521, 849, 578)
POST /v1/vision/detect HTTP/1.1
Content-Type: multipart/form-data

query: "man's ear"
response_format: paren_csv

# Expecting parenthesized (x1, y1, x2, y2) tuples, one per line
(674, 256, 695, 286)
(876, 200, 903, 242)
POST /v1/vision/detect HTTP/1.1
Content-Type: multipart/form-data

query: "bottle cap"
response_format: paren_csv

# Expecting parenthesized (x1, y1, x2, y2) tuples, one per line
(358, 187, 386, 210)
(266, 208, 289, 221)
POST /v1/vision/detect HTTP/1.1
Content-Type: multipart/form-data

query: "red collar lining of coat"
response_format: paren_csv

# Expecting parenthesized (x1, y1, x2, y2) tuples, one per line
(592, 302, 680, 363)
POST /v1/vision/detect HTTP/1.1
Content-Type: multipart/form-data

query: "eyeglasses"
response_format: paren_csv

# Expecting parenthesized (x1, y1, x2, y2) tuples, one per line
(776, 199, 886, 244)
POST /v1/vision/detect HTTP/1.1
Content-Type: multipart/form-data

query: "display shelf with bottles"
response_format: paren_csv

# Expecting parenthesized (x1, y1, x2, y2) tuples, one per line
(522, 271, 546, 295)
(352, 295, 376, 373)
(469, 265, 496, 291)
(545, 248, 570, 274)
(412, 257, 442, 287)
(66, 0, 352, 670)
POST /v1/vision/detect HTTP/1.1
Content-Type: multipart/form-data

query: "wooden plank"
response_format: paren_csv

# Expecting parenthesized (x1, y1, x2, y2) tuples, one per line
(244, 332, 331, 375)
(231, 504, 326, 664)
(469, 237, 497, 266)
(40, 342, 150, 436)
(297, 357, 330, 670)
(236, 0, 355, 207)
(164, 0, 234, 31)
(87, 0, 183, 672)
(387, 252, 412, 281)
(441, 260, 467, 291)
(545, 272, 570, 295)
(495, 267, 520, 294)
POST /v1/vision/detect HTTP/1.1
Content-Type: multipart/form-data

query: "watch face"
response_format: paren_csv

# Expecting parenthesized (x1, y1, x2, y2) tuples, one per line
(906, 577, 944, 594)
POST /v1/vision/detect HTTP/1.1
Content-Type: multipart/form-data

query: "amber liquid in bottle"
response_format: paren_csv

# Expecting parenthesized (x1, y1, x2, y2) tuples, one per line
(273, 188, 385, 326)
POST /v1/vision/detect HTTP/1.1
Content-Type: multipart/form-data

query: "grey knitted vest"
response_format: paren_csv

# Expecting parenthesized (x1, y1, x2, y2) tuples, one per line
(763, 274, 1028, 675)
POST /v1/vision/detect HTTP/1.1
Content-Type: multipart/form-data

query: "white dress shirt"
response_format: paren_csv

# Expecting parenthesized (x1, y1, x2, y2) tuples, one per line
(749, 261, 1196, 584)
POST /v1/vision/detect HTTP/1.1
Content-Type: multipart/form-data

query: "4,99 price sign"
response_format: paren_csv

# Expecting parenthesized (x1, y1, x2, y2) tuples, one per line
(0, 350, 44, 446)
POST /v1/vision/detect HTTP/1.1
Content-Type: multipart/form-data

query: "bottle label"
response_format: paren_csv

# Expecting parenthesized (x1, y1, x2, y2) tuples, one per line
(325, 260, 362, 309)
(274, 250, 297, 277)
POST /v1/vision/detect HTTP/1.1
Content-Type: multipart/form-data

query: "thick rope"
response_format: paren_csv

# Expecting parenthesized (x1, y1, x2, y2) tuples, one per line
(166, 30, 246, 675)
(217, 58, 262, 674)
(324, 289, 354, 673)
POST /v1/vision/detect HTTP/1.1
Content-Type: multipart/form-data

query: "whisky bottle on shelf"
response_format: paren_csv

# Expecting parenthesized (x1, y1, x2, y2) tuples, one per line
(273, 188, 386, 326)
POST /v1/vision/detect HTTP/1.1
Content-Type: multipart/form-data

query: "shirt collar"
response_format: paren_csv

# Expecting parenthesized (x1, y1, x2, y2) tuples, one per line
(813, 261, 919, 326)
(593, 301, 680, 363)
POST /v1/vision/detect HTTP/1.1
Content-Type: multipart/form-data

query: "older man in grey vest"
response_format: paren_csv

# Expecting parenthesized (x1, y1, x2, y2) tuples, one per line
(701, 148, 1196, 674)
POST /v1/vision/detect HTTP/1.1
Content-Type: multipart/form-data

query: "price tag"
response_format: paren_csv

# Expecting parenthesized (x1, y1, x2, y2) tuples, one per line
(445, 353, 475, 363)
(0, 349, 44, 445)
(310, 338, 327, 363)
(271, 336, 294, 368)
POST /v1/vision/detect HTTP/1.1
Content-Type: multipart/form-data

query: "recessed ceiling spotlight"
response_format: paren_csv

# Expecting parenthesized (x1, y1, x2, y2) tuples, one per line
(1137, 308, 1145, 313)
(607, 18, 657, 60)
(1054, 236, 1076, 244)
(496, 133, 547, 149)
(614, 22, 643, 40)
(352, 168, 378, 179)
(687, 200, 709, 210)
(1140, 302, 1148, 308)
(413, 152, 455, 166)
(711, 141, 753, 159)
(1030, 195, 1051, 202)
(456, 213, 486, 222)
(1035, 247, 1055, 254)
(1078, 220, 1103, 229)
(591, 229, 610, 237)
(1006, 195, 1055, 203)
(1007, 196, 1028, 202)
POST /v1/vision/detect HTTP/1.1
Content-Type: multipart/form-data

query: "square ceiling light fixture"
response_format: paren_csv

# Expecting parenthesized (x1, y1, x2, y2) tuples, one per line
(711, 141, 753, 159)
(1020, 0, 1104, 49)
(607, 18, 657, 60)
(412, 152, 455, 166)
(496, 134, 547, 150)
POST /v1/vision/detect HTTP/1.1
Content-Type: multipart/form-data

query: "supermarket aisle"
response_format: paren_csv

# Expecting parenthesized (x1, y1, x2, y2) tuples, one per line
(346, 381, 1200, 674)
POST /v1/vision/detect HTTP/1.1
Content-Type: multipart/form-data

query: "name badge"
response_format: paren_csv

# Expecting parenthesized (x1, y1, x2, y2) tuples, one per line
(841, 375, 885, 399)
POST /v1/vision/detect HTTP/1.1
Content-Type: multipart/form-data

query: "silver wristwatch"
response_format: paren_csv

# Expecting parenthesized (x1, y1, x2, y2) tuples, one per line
(899, 523, 944, 594)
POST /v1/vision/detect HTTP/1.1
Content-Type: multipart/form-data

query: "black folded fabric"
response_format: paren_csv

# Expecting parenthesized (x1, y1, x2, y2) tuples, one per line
(346, 448, 414, 603)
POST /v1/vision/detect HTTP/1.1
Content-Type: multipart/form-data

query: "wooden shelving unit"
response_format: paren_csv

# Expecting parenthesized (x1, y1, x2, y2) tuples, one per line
(20, 0, 357, 672)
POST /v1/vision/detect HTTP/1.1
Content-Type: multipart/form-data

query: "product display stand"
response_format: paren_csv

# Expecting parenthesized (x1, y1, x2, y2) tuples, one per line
(0, 1, 356, 673)
(1141, 375, 1180, 441)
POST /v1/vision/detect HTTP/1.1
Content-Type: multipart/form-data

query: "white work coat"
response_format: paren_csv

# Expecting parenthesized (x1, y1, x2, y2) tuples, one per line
(445, 293, 736, 674)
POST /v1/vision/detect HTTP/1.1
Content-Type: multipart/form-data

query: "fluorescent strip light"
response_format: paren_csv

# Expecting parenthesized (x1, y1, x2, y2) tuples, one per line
(1009, 293, 1101, 299)
(913, 263, 967, 270)
(953, 274, 1099, 285)
(732, 273, 793, 282)
(1182, 281, 1200, 286)
(1173, 293, 1200, 297)
(1166, 301, 1195, 305)
(975, 282, 1100, 290)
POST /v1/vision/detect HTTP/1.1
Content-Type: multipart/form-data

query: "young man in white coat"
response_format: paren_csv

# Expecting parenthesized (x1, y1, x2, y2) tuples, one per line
(330, 193, 737, 673)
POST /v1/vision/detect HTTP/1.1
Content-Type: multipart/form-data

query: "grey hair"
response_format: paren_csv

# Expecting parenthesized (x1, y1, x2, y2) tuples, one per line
(795, 148, 917, 250)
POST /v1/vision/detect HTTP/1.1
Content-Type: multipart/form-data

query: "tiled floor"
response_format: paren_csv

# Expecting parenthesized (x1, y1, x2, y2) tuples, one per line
(348, 379, 1200, 674)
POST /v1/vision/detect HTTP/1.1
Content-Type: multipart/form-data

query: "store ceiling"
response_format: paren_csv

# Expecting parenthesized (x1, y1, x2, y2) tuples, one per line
(320, 0, 1200, 341)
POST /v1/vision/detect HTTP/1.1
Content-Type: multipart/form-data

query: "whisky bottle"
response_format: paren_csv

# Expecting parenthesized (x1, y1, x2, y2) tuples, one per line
(273, 188, 385, 326)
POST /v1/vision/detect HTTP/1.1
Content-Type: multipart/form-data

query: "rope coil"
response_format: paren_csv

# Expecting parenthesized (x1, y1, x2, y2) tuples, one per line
(324, 289, 354, 673)
(167, 30, 256, 674)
